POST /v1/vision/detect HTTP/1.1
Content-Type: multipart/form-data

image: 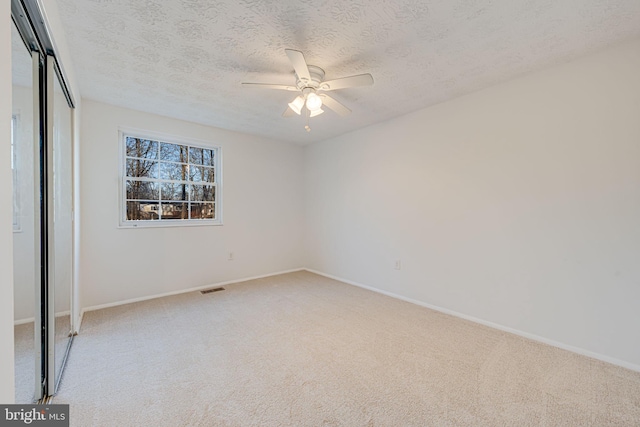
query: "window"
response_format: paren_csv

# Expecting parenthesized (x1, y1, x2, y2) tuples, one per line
(11, 115, 20, 232)
(120, 130, 222, 227)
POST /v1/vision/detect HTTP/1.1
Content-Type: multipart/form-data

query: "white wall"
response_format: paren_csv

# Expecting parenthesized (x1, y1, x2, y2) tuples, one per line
(80, 100, 305, 308)
(1, 0, 16, 403)
(305, 38, 640, 368)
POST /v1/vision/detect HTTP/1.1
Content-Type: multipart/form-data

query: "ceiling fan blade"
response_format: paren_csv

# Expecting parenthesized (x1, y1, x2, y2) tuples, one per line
(285, 49, 311, 82)
(319, 74, 374, 91)
(320, 95, 351, 116)
(282, 106, 296, 117)
(241, 83, 298, 91)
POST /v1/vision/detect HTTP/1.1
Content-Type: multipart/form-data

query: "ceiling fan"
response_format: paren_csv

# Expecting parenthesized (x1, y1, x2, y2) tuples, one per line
(242, 49, 374, 131)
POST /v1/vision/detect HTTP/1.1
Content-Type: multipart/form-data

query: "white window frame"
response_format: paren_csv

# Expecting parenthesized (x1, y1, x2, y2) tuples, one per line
(11, 114, 21, 232)
(118, 128, 223, 228)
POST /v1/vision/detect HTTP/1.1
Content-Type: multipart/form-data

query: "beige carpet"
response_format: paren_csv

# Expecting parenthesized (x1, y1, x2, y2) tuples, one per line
(53, 271, 640, 426)
(14, 322, 35, 404)
(14, 315, 71, 403)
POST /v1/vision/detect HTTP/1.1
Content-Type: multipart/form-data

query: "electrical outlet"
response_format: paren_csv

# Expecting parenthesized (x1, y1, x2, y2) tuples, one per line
(394, 260, 401, 270)
(228, 252, 234, 261)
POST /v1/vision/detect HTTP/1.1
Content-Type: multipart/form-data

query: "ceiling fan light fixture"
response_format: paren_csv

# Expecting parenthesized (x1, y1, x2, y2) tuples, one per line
(288, 96, 304, 115)
(305, 92, 323, 111)
(309, 108, 324, 118)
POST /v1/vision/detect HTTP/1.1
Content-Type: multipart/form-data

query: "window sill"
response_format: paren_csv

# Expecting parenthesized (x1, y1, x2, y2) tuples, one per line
(118, 220, 223, 229)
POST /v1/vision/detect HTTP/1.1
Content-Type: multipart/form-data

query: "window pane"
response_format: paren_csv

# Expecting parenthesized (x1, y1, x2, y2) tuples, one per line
(191, 202, 214, 219)
(190, 166, 215, 183)
(160, 202, 188, 220)
(126, 201, 159, 220)
(161, 182, 189, 201)
(126, 137, 158, 160)
(191, 184, 215, 202)
(189, 147, 203, 165)
(189, 147, 215, 166)
(160, 161, 188, 181)
(160, 142, 188, 163)
(126, 159, 158, 179)
(203, 149, 214, 166)
(126, 180, 159, 200)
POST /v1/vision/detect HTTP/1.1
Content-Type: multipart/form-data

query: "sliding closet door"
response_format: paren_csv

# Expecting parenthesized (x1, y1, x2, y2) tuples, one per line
(50, 56, 73, 394)
(11, 20, 42, 403)
(12, 0, 77, 401)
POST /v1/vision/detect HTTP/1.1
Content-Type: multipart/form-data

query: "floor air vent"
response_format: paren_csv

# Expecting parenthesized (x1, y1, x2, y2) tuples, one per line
(201, 287, 225, 295)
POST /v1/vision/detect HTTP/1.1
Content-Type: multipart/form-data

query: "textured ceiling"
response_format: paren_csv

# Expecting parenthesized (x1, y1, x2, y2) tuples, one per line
(55, 0, 640, 144)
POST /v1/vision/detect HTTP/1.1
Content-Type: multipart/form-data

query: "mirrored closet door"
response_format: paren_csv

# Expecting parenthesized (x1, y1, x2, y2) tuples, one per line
(11, 18, 39, 404)
(51, 56, 74, 394)
(11, 0, 76, 402)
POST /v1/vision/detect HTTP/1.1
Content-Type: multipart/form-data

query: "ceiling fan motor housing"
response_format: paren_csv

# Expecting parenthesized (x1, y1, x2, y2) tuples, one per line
(297, 65, 326, 90)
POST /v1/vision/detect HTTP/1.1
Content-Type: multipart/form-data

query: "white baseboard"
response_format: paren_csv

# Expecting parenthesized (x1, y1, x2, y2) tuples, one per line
(14, 310, 71, 326)
(79, 268, 306, 323)
(305, 268, 640, 373)
(14, 317, 34, 326)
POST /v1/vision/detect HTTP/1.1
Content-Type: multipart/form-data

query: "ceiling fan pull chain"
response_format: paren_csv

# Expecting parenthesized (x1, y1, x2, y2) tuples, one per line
(305, 108, 311, 132)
